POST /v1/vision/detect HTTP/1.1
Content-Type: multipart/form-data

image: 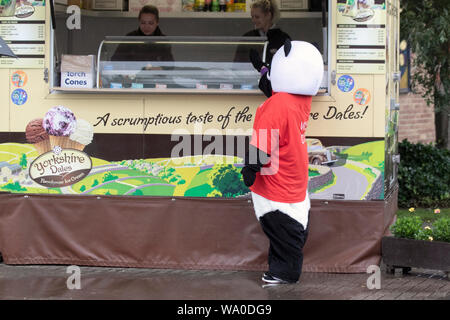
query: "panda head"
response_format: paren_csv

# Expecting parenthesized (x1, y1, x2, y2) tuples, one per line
(268, 39, 324, 96)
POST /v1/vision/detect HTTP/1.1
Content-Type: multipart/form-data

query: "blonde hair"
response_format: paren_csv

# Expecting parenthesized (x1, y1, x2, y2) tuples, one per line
(251, 0, 280, 24)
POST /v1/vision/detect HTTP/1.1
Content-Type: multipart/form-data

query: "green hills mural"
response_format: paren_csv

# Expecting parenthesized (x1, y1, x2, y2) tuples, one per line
(0, 141, 384, 200)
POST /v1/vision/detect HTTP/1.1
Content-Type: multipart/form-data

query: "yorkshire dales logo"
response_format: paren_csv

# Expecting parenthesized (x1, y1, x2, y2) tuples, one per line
(26, 106, 94, 188)
(15, 5, 35, 19)
(29, 148, 92, 188)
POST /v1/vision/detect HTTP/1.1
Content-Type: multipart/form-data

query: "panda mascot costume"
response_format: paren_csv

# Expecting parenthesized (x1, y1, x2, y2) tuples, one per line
(241, 39, 323, 284)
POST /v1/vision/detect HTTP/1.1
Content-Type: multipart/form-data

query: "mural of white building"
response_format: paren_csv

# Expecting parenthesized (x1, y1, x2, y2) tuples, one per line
(0, 162, 22, 177)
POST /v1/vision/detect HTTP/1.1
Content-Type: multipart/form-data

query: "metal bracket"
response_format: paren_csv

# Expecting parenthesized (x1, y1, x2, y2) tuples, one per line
(331, 70, 336, 85)
(44, 68, 49, 83)
(390, 98, 400, 111)
(392, 154, 400, 164)
(392, 72, 401, 82)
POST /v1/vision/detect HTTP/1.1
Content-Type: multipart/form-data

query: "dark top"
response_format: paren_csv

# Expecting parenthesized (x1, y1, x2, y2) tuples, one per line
(111, 26, 174, 62)
(234, 28, 290, 97)
(234, 28, 291, 66)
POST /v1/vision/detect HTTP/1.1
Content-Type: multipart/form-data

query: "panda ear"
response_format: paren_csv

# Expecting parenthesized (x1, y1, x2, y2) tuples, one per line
(284, 38, 292, 57)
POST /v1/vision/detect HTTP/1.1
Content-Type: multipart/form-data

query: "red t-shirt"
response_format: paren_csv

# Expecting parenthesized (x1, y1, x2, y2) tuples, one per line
(249, 92, 311, 203)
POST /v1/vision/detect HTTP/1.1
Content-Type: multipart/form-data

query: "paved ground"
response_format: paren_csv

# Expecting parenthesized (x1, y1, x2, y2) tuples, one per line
(0, 262, 448, 300)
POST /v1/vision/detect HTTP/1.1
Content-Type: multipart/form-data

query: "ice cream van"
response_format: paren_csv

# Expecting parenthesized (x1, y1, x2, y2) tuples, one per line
(0, 0, 400, 273)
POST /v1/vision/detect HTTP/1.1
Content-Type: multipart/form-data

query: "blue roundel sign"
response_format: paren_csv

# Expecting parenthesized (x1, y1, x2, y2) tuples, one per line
(11, 88, 28, 105)
(337, 75, 355, 92)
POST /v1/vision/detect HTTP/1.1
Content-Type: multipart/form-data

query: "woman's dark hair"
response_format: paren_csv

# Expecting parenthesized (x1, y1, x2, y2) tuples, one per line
(139, 5, 160, 21)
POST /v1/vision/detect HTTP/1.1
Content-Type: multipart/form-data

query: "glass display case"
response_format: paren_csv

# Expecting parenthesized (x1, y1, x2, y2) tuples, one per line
(96, 36, 268, 92)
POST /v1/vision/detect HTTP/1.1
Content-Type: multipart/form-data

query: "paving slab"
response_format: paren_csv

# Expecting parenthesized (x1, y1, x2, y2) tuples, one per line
(0, 263, 448, 300)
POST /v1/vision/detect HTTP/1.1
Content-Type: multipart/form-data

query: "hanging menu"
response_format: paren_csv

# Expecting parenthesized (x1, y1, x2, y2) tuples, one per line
(336, 0, 386, 74)
(0, 2, 46, 68)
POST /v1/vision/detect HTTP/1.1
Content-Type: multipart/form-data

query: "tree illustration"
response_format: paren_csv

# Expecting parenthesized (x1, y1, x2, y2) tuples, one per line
(169, 176, 178, 183)
(19, 153, 28, 169)
(19, 153, 27, 169)
(102, 172, 118, 183)
(1, 181, 26, 192)
(132, 189, 143, 196)
(211, 165, 248, 197)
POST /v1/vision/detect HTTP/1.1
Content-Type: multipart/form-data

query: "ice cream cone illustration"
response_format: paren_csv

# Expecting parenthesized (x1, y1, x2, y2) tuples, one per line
(48, 135, 69, 149)
(25, 118, 51, 155)
(43, 106, 76, 149)
(66, 140, 85, 151)
(68, 118, 94, 151)
(34, 139, 52, 155)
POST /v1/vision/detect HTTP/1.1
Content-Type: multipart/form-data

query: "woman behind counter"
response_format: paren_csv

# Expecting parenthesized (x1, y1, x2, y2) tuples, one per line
(111, 5, 174, 62)
(235, 0, 291, 67)
(234, 0, 290, 97)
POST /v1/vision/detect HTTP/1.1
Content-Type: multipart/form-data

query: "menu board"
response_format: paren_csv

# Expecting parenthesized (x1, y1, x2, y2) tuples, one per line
(0, 1, 46, 68)
(336, 0, 386, 74)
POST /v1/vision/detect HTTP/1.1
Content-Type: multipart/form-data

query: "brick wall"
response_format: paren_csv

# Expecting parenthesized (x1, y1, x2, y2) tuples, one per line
(398, 92, 436, 144)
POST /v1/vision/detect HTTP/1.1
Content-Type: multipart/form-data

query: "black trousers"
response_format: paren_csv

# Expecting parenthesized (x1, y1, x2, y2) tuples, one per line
(259, 210, 309, 282)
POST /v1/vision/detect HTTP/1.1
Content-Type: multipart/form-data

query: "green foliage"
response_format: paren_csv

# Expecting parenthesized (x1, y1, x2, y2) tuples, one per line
(390, 216, 423, 239)
(350, 151, 372, 162)
(400, 0, 449, 110)
(80, 185, 86, 192)
(207, 189, 222, 197)
(131, 189, 143, 196)
(308, 172, 336, 194)
(211, 165, 248, 197)
(158, 167, 171, 180)
(432, 217, 450, 242)
(19, 153, 27, 169)
(91, 179, 99, 187)
(102, 172, 118, 183)
(377, 161, 385, 172)
(398, 139, 450, 208)
(363, 167, 377, 178)
(397, 207, 450, 223)
(308, 168, 320, 177)
(1, 181, 26, 192)
(400, 0, 450, 147)
(415, 227, 434, 241)
(390, 216, 450, 243)
(158, 167, 183, 184)
(335, 151, 373, 162)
